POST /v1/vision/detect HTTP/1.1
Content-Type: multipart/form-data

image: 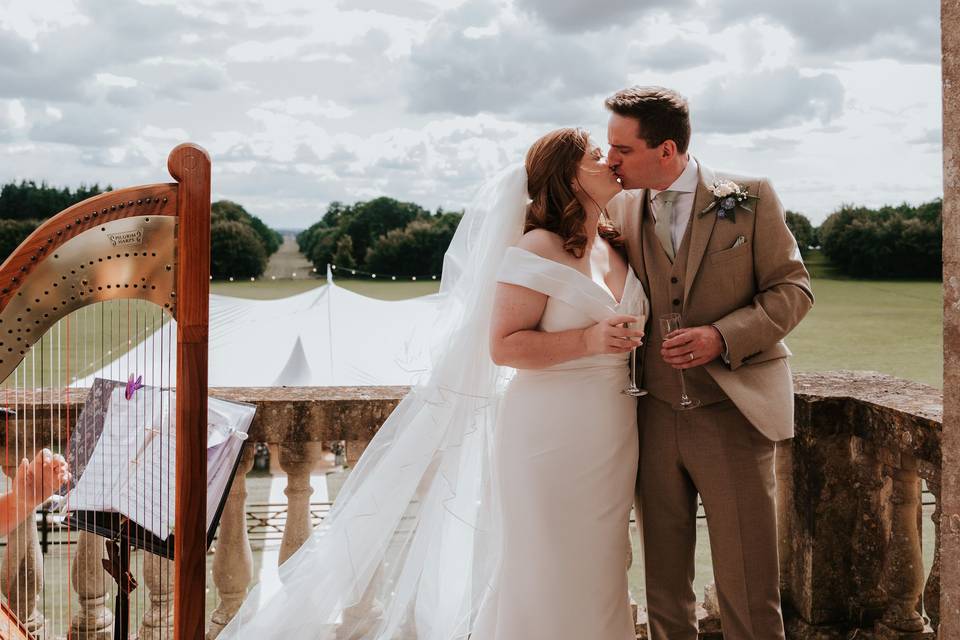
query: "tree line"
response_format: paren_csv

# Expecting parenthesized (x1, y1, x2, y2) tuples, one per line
(297, 197, 463, 277)
(0, 181, 281, 279)
(0, 180, 942, 282)
(786, 199, 941, 279)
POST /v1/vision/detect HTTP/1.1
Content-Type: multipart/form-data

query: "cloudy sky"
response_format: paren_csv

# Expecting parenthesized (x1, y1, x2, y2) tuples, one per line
(0, 0, 942, 229)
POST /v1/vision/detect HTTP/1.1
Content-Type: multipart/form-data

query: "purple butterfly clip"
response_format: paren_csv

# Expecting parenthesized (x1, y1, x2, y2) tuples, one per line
(125, 374, 144, 400)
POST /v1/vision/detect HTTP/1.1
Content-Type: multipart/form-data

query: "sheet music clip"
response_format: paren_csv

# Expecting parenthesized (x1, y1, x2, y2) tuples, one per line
(124, 374, 144, 401)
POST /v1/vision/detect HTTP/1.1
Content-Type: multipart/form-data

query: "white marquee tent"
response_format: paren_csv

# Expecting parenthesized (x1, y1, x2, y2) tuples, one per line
(78, 278, 443, 388)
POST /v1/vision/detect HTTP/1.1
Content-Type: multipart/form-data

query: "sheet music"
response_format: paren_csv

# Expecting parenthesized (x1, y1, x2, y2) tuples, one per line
(66, 386, 175, 538)
(63, 380, 256, 541)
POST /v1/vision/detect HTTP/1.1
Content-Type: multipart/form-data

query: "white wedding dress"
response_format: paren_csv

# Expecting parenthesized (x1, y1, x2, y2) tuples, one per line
(216, 166, 645, 640)
(470, 247, 644, 640)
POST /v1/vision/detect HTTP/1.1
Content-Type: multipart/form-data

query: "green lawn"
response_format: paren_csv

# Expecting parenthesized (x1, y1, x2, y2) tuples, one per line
(788, 251, 943, 388)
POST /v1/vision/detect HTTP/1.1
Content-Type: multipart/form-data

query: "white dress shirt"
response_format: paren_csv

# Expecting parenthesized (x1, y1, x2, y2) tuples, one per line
(648, 155, 699, 251)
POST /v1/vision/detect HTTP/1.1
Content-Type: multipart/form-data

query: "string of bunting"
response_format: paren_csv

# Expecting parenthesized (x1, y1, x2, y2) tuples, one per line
(207, 264, 441, 282)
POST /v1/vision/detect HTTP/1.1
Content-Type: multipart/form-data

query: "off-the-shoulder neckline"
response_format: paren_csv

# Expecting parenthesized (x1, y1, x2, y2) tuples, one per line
(505, 246, 633, 305)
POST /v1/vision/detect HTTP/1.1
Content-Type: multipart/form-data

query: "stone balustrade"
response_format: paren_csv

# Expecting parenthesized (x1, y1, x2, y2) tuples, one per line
(0, 373, 942, 639)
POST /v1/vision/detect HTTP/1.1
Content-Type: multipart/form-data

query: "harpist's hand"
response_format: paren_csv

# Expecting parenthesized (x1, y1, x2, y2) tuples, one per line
(14, 449, 70, 509)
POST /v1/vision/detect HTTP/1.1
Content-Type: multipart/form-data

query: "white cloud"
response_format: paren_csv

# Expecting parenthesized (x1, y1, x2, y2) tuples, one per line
(694, 68, 846, 134)
(0, 0, 944, 229)
(259, 96, 354, 119)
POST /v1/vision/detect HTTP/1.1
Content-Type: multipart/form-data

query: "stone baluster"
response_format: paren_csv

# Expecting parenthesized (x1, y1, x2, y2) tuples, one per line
(849, 442, 888, 625)
(207, 445, 257, 639)
(923, 479, 941, 630)
(1, 465, 44, 637)
(875, 455, 933, 637)
(138, 552, 174, 640)
(278, 442, 323, 565)
(69, 530, 113, 639)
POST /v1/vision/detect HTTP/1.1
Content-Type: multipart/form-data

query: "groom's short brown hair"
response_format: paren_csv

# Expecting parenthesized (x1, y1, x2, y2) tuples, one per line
(605, 86, 691, 154)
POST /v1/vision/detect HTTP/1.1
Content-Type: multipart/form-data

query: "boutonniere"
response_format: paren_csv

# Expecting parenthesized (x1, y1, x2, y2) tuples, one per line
(698, 180, 758, 222)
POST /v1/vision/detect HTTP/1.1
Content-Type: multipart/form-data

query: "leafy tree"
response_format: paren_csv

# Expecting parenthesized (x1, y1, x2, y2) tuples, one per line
(210, 220, 268, 279)
(300, 197, 432, 273)
(343, 197, 428, 266)
(785, 211, 815, 256)
(332, 235, 357, 269)
(211, 200, 282, 256)
(0, 219, 41, 263)
(365, 213, 463, 276)
(819, 199, 941, 279)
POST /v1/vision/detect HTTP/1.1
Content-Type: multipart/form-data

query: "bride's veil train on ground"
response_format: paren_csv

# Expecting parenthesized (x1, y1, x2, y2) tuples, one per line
(217, 165, 529, 640)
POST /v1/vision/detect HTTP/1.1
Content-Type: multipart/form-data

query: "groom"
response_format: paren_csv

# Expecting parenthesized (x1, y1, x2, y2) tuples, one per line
(605, 86, 814, 640)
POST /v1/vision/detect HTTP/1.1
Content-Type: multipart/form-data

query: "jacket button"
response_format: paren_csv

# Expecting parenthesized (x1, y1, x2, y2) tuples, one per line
(671, 277, 678, 284)
(672, 298, 681, 306)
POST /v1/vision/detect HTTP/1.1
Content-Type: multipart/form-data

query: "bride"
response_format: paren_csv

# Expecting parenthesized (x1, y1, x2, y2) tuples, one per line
(217, 128, 647, 640)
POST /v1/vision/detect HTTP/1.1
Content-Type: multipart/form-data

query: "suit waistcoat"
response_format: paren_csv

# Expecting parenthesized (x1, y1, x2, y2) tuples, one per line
(640, 196, 729, 406)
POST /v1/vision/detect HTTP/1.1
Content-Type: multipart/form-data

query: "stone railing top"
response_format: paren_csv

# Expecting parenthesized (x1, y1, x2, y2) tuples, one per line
(793, 370, 942, 422)
(792, 370, 942, 475)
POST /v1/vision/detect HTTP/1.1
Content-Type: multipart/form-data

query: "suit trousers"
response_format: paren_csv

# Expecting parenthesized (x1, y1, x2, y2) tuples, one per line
(635, 395, 785, 640)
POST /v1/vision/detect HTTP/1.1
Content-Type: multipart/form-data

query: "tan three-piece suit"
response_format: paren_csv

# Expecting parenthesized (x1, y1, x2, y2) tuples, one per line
(608, 160, 814, 640)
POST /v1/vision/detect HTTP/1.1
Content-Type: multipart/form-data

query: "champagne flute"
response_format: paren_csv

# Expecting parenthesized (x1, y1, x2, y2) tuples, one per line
(659, 313, 701, 410)
(622, 297, 648, 397)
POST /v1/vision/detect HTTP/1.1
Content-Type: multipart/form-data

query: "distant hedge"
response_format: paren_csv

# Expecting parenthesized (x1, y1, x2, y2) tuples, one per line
(818, 199, 941, 279)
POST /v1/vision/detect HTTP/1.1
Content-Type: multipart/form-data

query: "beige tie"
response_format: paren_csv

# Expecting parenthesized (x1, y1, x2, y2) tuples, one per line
(654, 190, 678, 262)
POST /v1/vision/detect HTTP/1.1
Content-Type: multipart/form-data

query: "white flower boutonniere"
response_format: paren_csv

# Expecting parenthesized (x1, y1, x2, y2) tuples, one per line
(699, 179, 758, 223)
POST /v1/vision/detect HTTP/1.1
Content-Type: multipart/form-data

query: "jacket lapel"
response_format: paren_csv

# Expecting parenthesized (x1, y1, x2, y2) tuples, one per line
(683, 160, 718, 305)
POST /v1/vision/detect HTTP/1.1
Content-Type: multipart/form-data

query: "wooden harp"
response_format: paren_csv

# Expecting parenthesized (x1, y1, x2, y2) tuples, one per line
(0, 144, 210, 639)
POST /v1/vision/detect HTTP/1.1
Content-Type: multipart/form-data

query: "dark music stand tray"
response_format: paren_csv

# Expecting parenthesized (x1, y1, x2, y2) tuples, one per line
(58, 380, 252, 640)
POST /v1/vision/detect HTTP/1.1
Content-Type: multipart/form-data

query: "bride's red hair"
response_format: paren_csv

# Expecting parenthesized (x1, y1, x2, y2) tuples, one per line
(524, 127, 621, 258)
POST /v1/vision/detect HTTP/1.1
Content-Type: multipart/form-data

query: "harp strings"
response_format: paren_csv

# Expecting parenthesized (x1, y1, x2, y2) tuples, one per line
(0, 299, 175, 638)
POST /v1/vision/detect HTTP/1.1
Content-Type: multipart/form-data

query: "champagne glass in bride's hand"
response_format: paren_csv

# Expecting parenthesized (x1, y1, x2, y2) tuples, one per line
(622, 296, 648, 397)
(659, 313, 701, 410)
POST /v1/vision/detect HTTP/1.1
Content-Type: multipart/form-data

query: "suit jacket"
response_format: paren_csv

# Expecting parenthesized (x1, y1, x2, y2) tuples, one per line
(607, 160, 814, 441)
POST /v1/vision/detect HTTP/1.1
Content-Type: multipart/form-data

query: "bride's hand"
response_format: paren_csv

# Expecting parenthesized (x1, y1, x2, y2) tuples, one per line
(583, 315, 644, 355)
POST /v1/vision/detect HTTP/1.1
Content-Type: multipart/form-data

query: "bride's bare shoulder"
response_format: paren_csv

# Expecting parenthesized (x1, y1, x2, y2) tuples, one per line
(515, 228, 566, 261)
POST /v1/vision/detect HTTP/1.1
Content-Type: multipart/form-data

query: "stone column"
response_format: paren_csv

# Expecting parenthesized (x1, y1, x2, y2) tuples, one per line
(875, 456, 932, 637)
(941, 1, 960, 635)
(137, 552, 174, 640)
(278, 442, 323, 565)
(207, 445, 256, 639)
(69, 530, 113, 640)
(1, 467, 44, 637)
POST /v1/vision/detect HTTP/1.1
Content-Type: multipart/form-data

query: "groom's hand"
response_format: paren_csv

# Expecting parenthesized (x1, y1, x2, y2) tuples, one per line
(661, 326, 724, 369)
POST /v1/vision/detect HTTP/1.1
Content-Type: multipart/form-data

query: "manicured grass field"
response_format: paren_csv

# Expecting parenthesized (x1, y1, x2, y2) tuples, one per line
(788, 251, 942, 388)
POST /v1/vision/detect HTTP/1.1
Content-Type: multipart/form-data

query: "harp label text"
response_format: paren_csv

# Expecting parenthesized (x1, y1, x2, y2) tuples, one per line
(107, 228, 144, 246)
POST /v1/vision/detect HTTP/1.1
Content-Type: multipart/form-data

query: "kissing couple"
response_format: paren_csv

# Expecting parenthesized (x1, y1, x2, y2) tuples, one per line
(218, 85, 814, 640)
